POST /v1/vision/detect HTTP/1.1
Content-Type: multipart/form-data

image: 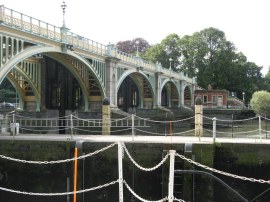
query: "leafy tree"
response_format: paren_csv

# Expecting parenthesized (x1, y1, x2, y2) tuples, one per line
(116, 37, 151, 56)
(117, 27, 264, 103)
(179, 27, 239, 89)
(181, 27, 263, 101)
(250, 91, 270, 116)
(144, 33, 181, 71)
(143, 43, 167, 65)
(177, 33, 206, 77)
(263, 67, 270, 91)
(0, 78, 16, 103)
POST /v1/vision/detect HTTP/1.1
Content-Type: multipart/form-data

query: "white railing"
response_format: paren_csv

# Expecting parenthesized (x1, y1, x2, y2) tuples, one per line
(1, 113, 270, 143)
(0, 5, 195, 84)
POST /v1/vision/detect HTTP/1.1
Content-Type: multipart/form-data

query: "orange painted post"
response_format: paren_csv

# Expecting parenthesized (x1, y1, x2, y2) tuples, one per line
(170, 121, 173, 144)
(73, 148, 78, 202)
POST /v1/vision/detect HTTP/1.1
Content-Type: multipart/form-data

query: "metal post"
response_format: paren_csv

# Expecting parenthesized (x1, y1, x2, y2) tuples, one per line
(259, 115, 261, 140)
(192, 155, 195, 202)
(168, 150, 176, 202)
(213, 117, 216, 143)
(265, 115, 268, 139)
(70, 114, 73, 140)
(118, 142, 124, 202)
(131, 114, 135, 140)
(73, 147, 78, 202)
(82, 152, 85, 202)
(231, 114, 234, 138)
(170, 121, 173, 144)
(11, 113, 15, 136)
(67, 177, 70, 202)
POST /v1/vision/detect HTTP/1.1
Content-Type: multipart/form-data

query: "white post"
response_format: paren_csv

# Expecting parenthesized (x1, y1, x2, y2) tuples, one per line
(70, 114, 73, 140)
(213, 117, 216, 143)
(259, 115, 261, 140)
(131, 114, 135, 141)
(118, 142, 124, 202)
(168, 150, 176, 202)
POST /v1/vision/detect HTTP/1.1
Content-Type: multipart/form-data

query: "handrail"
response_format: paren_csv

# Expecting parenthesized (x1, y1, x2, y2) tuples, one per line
(0, 5, 195, 84)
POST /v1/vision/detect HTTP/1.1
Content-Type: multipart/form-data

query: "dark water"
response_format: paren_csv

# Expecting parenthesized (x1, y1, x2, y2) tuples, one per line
(0, 140, 269, 202)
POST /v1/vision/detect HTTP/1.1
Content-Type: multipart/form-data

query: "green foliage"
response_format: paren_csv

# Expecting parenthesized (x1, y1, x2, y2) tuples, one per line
(250, 91, 270, 116)
(0, 78, 16, 102)
(142, 27, 264, 102)
(144, 33, 181, 71)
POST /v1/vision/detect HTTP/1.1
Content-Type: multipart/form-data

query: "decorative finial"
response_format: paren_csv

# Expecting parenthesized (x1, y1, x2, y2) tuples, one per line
(61, 1, 67, 27)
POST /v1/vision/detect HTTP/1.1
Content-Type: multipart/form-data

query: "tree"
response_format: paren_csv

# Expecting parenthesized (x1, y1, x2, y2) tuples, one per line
(178, 27, 263, 101)
(262, 67, 270, 91)
(116, 37, 151, 56)
(144, 33, 181, 71)
(250, 91, 270, 116)
(0, 78, 16, 103)
(179, 27, 239, 89)
(117, 28, 264, 103)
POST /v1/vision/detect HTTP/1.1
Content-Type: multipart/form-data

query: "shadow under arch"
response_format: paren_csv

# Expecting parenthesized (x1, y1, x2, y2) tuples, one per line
(161, 79, 180, 107)
(117, 69, 155, 111)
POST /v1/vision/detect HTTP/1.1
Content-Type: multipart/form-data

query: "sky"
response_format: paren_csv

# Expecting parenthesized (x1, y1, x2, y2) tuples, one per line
(2, 0, 270, 75)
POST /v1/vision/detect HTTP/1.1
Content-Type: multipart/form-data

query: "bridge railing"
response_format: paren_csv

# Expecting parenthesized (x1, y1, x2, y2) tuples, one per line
(0, 6, 107, 54)
(0, 5, 195, 84)
(0, 114, 148, 135)
(66, 32, 107, 55)
(0, 6, 62, 41)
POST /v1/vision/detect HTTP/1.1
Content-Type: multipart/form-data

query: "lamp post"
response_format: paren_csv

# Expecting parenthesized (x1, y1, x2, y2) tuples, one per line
(61, 1, 67, 28)
(242, 92, 245, 108)
(169, 58, 172, 70)
(169, 58, 172, 79)
(135, 40, 139, 58)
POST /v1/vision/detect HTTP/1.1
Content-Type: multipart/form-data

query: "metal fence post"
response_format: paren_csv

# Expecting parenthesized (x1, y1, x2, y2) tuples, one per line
(70, 114, 73, 140)
(213, 117, 216, 143)
(259, 115, 261, 140)
(118, 142, 124, 202)
(131, 114, 135, 140)
(168, 150, 176, 202)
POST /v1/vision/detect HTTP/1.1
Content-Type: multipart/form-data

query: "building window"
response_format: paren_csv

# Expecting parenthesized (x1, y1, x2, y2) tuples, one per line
(212, 95, 216, 103)
(203, 95, 207, 103)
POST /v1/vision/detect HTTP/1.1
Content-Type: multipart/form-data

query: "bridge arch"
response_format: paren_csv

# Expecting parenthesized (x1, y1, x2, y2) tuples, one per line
(8, 66, 41, 110)
(161, 79, 180, 107)
(117, 69, 155, 111)
(0, 45, 106, 111)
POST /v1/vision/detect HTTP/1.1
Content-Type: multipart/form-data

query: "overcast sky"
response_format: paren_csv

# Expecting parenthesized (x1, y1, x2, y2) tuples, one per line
(2, 0, 269, 74)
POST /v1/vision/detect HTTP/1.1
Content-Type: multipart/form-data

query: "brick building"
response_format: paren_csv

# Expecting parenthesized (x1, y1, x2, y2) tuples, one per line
(194, 85, 244, 109)
(194, 85, 228, 109)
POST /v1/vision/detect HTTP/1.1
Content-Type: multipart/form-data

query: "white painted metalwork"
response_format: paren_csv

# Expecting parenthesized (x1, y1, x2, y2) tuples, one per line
(168, 150, 176, 202)
(118, 142, 124, 202)
(212, 117, 216, 142)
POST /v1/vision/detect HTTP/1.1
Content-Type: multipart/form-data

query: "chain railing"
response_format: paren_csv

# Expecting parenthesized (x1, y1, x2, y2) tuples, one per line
(0, 141, 269, 201)
(175, 153, 270, 184)
(1, 113, 270, 143)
